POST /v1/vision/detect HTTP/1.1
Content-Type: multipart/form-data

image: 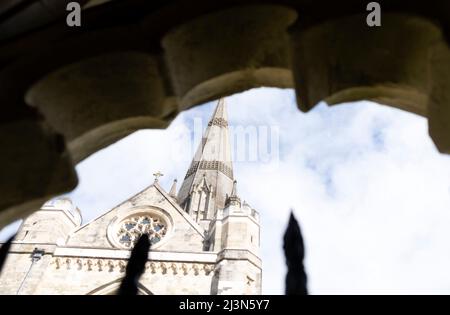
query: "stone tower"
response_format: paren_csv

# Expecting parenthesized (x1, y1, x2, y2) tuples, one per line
(0, 199, 82, 294)
(210, 180, 261, 294)
(0, 98, 261, 295)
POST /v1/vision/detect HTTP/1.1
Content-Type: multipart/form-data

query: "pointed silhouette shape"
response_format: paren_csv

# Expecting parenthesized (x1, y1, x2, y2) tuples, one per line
(169, 179, 178, 199)
(283, 212, 308, 295)
(118, 233, 150, 295)
(0, 234, 15, 274)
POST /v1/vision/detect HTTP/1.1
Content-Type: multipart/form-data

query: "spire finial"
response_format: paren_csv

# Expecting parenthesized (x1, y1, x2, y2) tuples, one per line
(153, 171, 164, 183)
(169, 179, 178, 198)
(226, 180, 241, 207)
(231, 180, 237, 196)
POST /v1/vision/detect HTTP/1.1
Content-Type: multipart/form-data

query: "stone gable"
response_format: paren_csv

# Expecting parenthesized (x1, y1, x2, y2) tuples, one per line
(66, 183, 205, 252)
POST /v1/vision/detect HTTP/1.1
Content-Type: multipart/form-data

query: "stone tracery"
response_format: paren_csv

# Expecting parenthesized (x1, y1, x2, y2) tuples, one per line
(116, 214, 168, 248)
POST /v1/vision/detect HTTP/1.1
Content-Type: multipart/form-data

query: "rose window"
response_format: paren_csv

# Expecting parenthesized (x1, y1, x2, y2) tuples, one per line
(116, 215, 167, 248)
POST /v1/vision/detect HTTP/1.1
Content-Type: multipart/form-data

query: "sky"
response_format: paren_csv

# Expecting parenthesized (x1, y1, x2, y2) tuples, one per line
(2, 87, 450, 294)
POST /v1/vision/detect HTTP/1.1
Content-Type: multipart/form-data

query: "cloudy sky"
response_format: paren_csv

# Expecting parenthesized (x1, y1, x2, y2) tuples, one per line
(2, 87, 450, 294)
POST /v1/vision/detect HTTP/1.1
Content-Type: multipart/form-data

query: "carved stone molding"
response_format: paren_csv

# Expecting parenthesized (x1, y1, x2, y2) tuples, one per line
(52, 257, 214, 276)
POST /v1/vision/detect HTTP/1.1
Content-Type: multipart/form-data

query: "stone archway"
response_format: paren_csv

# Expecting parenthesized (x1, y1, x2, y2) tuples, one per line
(0, 0, 449, 229)
(86, 278, 153, 295)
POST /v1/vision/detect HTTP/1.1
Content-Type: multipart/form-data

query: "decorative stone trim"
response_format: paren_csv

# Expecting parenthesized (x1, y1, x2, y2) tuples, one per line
(184, 160, 233, 179)
(208, 117, 228, 128)
(51, 257, 214, 276)
(53, 247, 217, 262)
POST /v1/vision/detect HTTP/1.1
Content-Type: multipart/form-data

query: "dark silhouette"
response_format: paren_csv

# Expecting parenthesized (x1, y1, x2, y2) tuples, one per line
(117, 234, 150, 295)
(0, 234, 15, 274)
(283, 211, 308, 295)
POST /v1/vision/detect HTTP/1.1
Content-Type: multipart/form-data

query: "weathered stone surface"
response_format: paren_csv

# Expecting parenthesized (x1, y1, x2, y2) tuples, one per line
(429, 41, 450, 154)
(0, 0, 90, 42)
(25, 52, 175, 163)
(290, 13, 442, 115)
(162, 4, 297, 109)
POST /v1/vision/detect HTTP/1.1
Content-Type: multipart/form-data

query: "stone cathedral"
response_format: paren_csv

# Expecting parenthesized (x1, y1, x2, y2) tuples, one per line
(0, 99, 261, 295)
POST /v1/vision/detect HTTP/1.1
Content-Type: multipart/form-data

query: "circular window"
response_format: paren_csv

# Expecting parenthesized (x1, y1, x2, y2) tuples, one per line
(108, 208, 172, 249)
(116, 214, 167, 248)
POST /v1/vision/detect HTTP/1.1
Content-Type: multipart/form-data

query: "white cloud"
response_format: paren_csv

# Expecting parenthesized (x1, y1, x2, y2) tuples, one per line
(1, 87, 450, 295)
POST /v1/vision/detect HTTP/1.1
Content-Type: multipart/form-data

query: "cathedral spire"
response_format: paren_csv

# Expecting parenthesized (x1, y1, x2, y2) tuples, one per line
(177, 98, 234, 223)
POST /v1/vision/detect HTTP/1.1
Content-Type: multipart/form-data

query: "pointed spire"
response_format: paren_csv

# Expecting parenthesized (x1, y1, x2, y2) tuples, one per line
(169, 179, 177, 198)
(225, 180, 241, 207)
(231, 180, 237, 197)
(208, 98, 228, 127)
(153, 171, 164, 183)
(177, 98, 235, 222)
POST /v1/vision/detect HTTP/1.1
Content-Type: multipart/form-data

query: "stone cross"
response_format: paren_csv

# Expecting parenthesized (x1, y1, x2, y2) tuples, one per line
(153, 171, 164, 182)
